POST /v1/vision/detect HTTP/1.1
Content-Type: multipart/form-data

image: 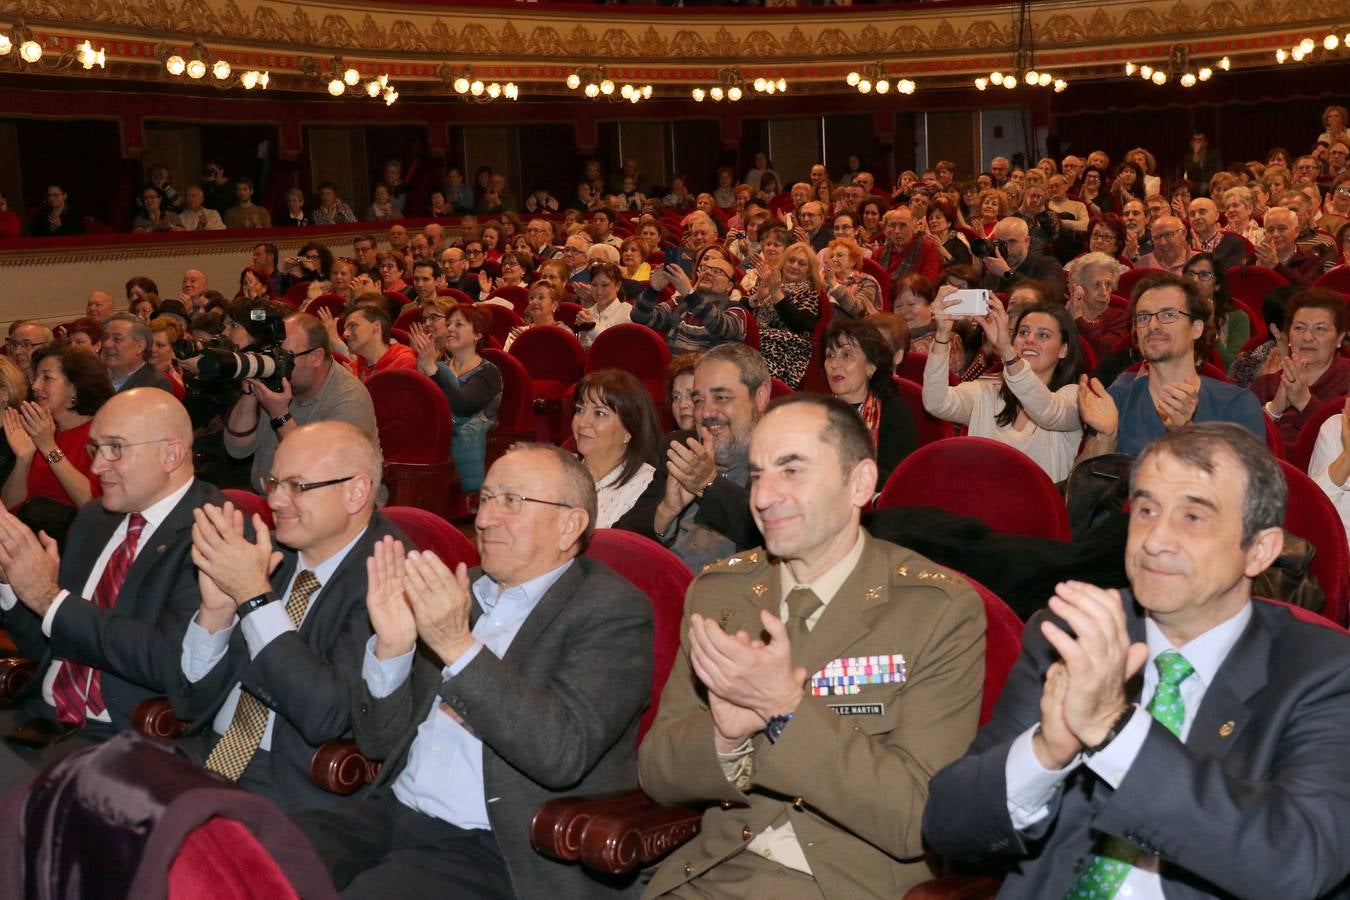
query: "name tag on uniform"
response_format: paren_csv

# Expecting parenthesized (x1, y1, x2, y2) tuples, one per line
(828, 703, 884, 716)
(810, 654, 906, 696)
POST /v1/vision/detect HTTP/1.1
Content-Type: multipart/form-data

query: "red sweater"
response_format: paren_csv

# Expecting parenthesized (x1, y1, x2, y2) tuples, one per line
(351, 342, 418, 382)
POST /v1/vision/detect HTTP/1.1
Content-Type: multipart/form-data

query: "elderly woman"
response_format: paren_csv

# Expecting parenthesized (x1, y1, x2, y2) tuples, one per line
(1252, 288, 1350, 456)
(823, 318, 916, 487)
(894, 273, 961, 365)
(1082, 213, 1131, 268)
(3, 345, 110, 522)
(619, 236, 652, 285)
(130, 291, 160, 322)
(1322, 105, 1350, 145)
(1184, 252, 1250, 369)
(281, 188, 308, 227)
(1111, 161, 1148, 211)
(1077, 165, 1112, 215)
(924, 291, 1084, 482)
(237, 267, 271, 303)
(478, 250, 531, 300)
(1263, 165, 1292, 200)
(64, 318, 103, 355)
(749, 241, 822, 387)
(974, 188, 1010, 237)
(1221, 185, 1266, 246)
(504, 280, 567, 350)
(824, 237, 881, 318)
(927, 198, 972, 266)
(411, 301, 501, 492)
(572, 369, 663, 529)
(309, 182, 357, 225)
(1065, 251, 1131, 359)
(132, 186, 183, 233)
(1320, 174, 1350, 239)
(739, 225, 790, 297)
(665, 352, 698, 433)
(1047, 174, 1090, 235)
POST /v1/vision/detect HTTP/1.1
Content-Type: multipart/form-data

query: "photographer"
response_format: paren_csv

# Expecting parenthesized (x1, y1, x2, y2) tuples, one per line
(979, 216, 1066, 301)
(221, 309, 377, 493)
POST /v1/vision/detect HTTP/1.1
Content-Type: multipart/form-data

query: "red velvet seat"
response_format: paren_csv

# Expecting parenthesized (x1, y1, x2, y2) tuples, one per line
(479, 347, 536, 469)
(481, 304, 524, 347)
(1116, 267, 1166, 300)
(877, 436, 1072, 541)
(283, 282, 311, 308)
(1278, 460, 1350, 626)
(961, 574, 1023, 726)
(1077, 336, 1097, 373)
(383, 290, 411, 311)
(436, 287, 474, 305)
(1290, 397, 1345, 473)
(509, 327, 586, 444)
(584, 322, 673, 426)
(1263, 412, 1285, 459)
(366, 368, 462, 520)
(894, 377, 955, 447)
(1313, 266, 1350, 295)
(861, 256, 892, 310)
(302, 293, 346, 319)
(895, 351, 928, 383)
(382, 506, 480, 568)
(392, 306, 423, 332)
(797, 295, 834, 395)
(556, 301, 583, 329)
(1225, 265, 1289, 312)
(769, 377, 793, 399)
(169, 818, 301, 900)
(489, 284, 530, 315)
(222, 488, 273, 530)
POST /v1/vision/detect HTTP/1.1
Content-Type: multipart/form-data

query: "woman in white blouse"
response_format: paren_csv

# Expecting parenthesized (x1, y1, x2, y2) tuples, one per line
(572, 369, 662, 530)
(1309, 397, 1350, 547)
(923, 288, 1085, 483)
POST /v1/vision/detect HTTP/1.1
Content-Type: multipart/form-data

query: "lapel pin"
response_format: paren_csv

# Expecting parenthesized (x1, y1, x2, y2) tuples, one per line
(1219, 721, 1235, 738)
(718, 609, 732, 629)
(752, 583, 767, 599)
(864, 585, 883, 601)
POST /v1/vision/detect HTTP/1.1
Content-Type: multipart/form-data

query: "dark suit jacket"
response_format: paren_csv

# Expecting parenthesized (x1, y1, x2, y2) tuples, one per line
(923, 593, 1350, 899)
(353, 556, 653, 900)
(117, 364, 176, 395)
(983, 252, 1066, 300)
(171, 513, 404, 812)
(641, 533, 985, 898)
(1207, 231, 1251, 271)
(1, 479, 224, 732)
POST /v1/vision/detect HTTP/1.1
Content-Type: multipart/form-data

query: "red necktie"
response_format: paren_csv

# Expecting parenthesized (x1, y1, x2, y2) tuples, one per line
(51, 513, 146, 725)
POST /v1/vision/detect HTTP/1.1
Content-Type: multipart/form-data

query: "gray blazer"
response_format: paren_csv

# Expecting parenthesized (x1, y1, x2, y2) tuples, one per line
(354, 555, 653, 900)
(923, 593, 1350, 899)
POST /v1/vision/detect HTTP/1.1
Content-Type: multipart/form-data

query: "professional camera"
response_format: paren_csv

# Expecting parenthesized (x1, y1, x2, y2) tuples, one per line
(171, 305, 294, 393)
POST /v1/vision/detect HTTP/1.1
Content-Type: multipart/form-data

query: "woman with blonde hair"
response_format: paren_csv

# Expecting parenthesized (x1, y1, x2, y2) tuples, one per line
(1222, 185, 1266, 246)
(974, 188, 1010, 237)
(824, 237, 881, 318)
(749, 240, 823, 387)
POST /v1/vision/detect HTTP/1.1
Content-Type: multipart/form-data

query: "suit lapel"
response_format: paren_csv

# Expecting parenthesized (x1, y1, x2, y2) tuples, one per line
(499, 560, 586, 664)
(1186, 607, 1270, 757)
(116, 482, 202, 610)
(794, 535, 891, 672)
(65, 510, 121, 593)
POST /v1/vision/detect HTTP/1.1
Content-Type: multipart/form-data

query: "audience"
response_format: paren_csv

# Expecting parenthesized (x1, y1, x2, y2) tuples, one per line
(504, 280, 567, 350)
(573, 261, 632, 349)
(1252, 287, 1350, 455)
(103, 314, 175, 394)
(825, 236, 882, 317)
(571, 369, 662, 529)
(665, 352, 699, 433)
(27, 184, 85, 237)
(824, 318, 916, 487)
(223, 179, 271, 229)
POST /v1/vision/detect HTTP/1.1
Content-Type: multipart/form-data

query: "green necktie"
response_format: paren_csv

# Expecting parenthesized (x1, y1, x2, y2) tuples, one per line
(1063, 650, 1195, 900)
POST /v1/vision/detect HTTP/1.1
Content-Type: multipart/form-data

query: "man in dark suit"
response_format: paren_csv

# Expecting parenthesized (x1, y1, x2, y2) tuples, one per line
(292, 443, 653, 900)
(0, 389, 216, 793)
(981, 216, 1066, 299)
(103, 314, 175, 394)
(170, 420, 401, 813)
(924, 423, 1350, 898)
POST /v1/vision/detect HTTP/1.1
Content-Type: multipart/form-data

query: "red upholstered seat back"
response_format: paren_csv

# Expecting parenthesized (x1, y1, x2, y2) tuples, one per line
(959, 574, 1023, 726)
(222, 488, 273, 530)
(482, 304, 524, 347)
(366, 369, 453, 463)
(1313, 266, 1350, 294)
(1116, 267, 1166, 300)
(894, 377, 954, 447)
(489, 285, 530, 315)
(169, 818, 299, 900)
(392, 306, 423, 332)
(479, 348, 534, 433)
(383, 290, 411, 311)
(510, 327, 586, 384)
(877, 436, 1071, 541)
(382, 506, 480, 568)
(584, 529, 692, 742)
(437, 287, 474, 305)
(1278, 460, 1350, 626)
(283, 282, 311, 308)
(1256, 596, 1349, 632)
(1262, 413, 1285, 459)
(797, 296, 834, 395)
(861, 257, 892, 309)
(1290, 399, 1344, 473)
(556, 302, 583, 329)
(895, 351, 927, 384)
(302, 294, 346, 319)
(1225, 265, 1289, 311)
(585, 323, 672, 379)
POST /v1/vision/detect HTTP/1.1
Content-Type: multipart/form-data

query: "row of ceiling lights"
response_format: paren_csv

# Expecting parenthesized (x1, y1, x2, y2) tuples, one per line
(845, 63, 914, 95)
(0, 21, 106, 69)
(1276, 30, 1350, 62)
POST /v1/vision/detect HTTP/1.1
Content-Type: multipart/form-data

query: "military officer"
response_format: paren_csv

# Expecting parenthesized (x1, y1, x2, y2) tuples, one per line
(639, 394, 987, 899)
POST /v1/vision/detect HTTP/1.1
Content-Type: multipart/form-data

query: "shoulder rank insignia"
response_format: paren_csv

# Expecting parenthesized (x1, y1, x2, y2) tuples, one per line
(752, 583, 768, 599)
(864, 585, 883, 601)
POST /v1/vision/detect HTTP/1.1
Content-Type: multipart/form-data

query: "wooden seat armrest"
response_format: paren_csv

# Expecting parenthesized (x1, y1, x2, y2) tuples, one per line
(131, 697, 190, 739)
(310, 739, 382, 795)
(529, 789, 652, 863)
(0, 656, 38, 706)
(576, 792, 703, 875)
(902, 875, 1003, 900)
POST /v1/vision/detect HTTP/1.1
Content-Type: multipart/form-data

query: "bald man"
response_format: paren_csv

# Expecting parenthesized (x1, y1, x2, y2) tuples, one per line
(86, 290, 114, 323)
(981, 216, 1066, 299)
(180, 268, 208, 313)
(1187, 197, 1250, 270)
(0, 389, 227, 791)
(172, 421, 405, 812)
(1134, 214, 1196, 275)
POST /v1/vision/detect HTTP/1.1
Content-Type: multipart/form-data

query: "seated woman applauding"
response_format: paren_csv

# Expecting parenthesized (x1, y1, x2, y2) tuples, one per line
(572, 369, 663, 529)
(504, 280, 567, 351)
(824, 319, 916, 488)
(749, 240, 822, 388)
(923, 289, 1084, 483)
(824, 237, 881, 318)
(2, 345, 110, 536)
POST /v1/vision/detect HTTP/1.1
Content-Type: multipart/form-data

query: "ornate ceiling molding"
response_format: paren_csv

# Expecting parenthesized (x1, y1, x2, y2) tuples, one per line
(4, 0, 1348, 92)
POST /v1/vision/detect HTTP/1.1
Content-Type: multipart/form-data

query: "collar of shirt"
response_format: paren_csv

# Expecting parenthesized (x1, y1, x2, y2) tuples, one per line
(126, 477, 196, 551)
(1142, 600, 1253, 700)
(778, 529, 866, 626)
(472, 558, 574, 627)
(294, 524, 370, 591)
(111, 363, 145, 389)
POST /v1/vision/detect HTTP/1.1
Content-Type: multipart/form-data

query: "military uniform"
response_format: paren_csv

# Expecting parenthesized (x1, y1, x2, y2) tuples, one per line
(640, 531, 986, 899)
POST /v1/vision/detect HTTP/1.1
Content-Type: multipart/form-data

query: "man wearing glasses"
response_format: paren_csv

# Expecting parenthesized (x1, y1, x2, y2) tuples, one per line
(0, 389, 225, 793)
(223, 312, 377, 494)
(1078, 272, 1264, 458)
(1185, 198, 1248, 271)
(27, 184, 85, 237)
(635, 252, 750, 355)
(293, 442, 652, 899)
(173, 421, 403, 812)
(5, 321, 53, 381)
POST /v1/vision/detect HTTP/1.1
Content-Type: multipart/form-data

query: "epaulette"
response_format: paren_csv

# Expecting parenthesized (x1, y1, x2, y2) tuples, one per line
(891, 562, 966, 589)
(700, 549, 767, 575)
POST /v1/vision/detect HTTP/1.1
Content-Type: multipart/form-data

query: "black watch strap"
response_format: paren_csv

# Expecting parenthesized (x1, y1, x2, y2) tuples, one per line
(236, 592, 274, 620)
(269, 412, 293, 431)
(764, 713, 794, 745)
(1083, 705, 1136, 756)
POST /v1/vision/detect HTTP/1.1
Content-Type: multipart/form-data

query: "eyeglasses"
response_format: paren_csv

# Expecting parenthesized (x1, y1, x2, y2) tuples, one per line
(466, 249, 485, 257)
(84, 438, 172, 461)
(1290, 323, 1340, 338)
(261, 474, 355, 497)
(1133, 308, 1194, 327)
(1184, 269, 1216, 281)
(423, 312, 446, 323)
(469, 489, 573, 516)
(5, 339, 47, 351)
(1151, 229, 1183, 242)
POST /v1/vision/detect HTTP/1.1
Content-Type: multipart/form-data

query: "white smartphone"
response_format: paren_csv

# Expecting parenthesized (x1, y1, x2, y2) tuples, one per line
(783, 212, 794, 230)
(947, 288, 991, 317)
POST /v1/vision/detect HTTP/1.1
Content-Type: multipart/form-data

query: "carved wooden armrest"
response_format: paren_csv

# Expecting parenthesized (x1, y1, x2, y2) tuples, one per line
(310, 739, 382, 795)
(131, 697, 190, 739)
(0, 656, 38, 706)
(575, 791, 703, 875)
(530, 790, 646, 862)
(902, 875, 1003, 900)
(532, 397, 562, 415)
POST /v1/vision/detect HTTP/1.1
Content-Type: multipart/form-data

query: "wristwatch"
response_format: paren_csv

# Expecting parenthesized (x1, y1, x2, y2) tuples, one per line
(236, 592, 274, 620)
(764, 713, 794, 745)
(1083, 705, 1136, 756)
(269, 411, 293, 431)
(44, 447, 65, 465)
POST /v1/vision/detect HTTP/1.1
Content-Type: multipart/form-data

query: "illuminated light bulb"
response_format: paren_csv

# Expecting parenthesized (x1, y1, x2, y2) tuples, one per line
(620, 83, 633, 99)
(710, 85, 724, 101)
(213, 60, 231, 80)
(0, 34, 10, 55)
(1325, 34, 1340, 50)
(1139, 64, 1153, 79)
(1300, 37, 1315, 53)
(776, 78, 786, 92)
(19, 40, 42, 63)
(242, 70, 259, 90)
(505, 83, 519, 100)
(366, 80, 380, 97)
(1180, 72, 1196, 87)
(1151, 70, 1167, 85)
(566, 72, 580, 90)
(1291, 46, 1306, 61)
(875, 79, 890, 94)
(1219, 56, 1231, 70)
(846, 71, 860, 86)
(900, 79, 916, 94)
(691, 87, 705, 102)
(470, 79, 484, 96)
(727, 85, 742, 101)
(1003, 77, 1016, 90)
(327, 78, 344, 96)
(754, 77, 766, 92)
(384, 89, 398, 106)
(600, 79, 614, 95)
(764, 81, 776, 95)
(1053, 78, 1068, 92)
(1275, 48, 1287, 63)
(186, 58, 206, 79)
(975, 77, 988, 90)
(642, 85, 652, 99)
(258, 71, 269, 89)
(583, 82, 599, 98)
(1124, 61, 1136, 76)
(1024, 70, 1039, 85)
(1038, 72, 1052, 87)
(857, 79, 871, 93)
(343, 67, 359, 86)
(1198, 66, 1212, 81)
(487, 82, 501, 98)
(990, 71, 1004, 85)
(453, 76, 469, 94)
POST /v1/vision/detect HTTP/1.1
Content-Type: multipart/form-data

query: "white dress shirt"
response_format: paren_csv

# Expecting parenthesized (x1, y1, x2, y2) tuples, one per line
(1309, 414, 1350, 549)
(1004, 602, 1253, 899)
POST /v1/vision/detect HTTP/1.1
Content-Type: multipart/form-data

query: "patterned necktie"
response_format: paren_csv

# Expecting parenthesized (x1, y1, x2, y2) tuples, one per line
(784, 587, 822, 648)
(51, 513, 146, 725)
(1064, 650, 1195, 900)
(204, 570, 320, 781)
